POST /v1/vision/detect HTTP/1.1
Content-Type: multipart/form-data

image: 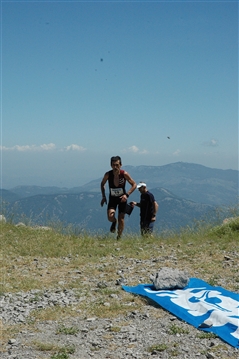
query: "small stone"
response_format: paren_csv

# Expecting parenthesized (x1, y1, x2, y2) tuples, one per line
(116, 278, 126, 285)
(97, 281, 107, 289)
(224, 255, 231, 261)
(206, 353, 216, 359)
(110, 294, 118, 299)
(8, 339, 16, 345)
(199, 320, 213, 328)
(103, 302, 110, 306)
(86, 317, 96, 322)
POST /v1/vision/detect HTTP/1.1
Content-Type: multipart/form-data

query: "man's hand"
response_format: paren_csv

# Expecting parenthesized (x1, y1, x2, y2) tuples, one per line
(101, 197, 107, 207)
(120, 194, 128, 202)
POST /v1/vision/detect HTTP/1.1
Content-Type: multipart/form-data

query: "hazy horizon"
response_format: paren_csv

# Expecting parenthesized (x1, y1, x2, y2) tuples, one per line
(2, 160, 238, 190)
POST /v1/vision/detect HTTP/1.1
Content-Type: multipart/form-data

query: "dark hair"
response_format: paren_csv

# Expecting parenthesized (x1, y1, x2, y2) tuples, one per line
(110, 156, 122, 165)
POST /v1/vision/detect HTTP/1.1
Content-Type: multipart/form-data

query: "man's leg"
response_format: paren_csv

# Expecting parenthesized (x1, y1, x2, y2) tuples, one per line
(107, 208, 117, 232)
(140, 221, 145, 236)
(148, 221, 154, 234)
(117, 212, 125, 238)
(141, 221, 154, 236)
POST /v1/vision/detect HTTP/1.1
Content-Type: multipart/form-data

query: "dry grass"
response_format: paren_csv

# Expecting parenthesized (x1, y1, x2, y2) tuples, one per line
(1, 220, 239, 292)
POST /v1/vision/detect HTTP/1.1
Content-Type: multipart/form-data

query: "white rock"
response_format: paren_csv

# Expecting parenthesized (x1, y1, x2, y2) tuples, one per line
(152, 267, 189, 290)
(0, 214, 6, 223)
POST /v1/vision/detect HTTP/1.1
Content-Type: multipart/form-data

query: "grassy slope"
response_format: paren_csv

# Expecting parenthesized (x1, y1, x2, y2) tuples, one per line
(1, 220, 239, 292)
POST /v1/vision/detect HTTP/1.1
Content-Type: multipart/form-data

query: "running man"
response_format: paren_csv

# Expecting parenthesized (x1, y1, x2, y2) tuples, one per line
(100, 156, 136, 239)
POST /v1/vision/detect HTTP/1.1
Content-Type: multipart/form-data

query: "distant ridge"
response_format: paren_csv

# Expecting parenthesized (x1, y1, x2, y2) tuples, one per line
(1, 188, 215, 233)
(1, 162, 237, 233)
(67, 162, 238, 206)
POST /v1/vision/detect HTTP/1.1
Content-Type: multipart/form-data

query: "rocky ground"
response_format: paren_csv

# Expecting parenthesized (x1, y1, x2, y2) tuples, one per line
(1, 218, 239, 359)
(1, 256, 238, 359)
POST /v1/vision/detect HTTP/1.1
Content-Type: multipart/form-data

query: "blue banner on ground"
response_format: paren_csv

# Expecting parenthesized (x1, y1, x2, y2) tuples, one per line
(122, 278, 239, 348)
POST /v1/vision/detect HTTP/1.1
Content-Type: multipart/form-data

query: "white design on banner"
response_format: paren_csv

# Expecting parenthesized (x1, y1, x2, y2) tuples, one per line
(145, 287, 239, 339)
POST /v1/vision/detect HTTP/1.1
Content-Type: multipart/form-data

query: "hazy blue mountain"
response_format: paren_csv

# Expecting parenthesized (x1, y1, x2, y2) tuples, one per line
(7, 185, 69, 199)
(4, 187, 218, 234)
(4, 162, 238, 206)
(0, 189, 21, 203)
(71, 162, 238, 206)
(1, 162, 237, 234)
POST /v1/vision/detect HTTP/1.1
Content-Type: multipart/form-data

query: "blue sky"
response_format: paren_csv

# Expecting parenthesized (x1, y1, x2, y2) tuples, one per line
(1, 0, 238, 188)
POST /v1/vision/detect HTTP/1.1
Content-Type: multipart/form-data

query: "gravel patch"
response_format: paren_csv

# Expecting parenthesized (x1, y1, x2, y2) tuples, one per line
(1, 281, 238, 359)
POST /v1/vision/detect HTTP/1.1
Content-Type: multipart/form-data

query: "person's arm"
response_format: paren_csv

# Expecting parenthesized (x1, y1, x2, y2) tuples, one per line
(100, 172, 109, 206)
(147, 191, 158, 221)
(151, 200, 158, 221)
(153, 201, 158, 215)
(120, 171, 137, 202)
(130, 201, 141, 208)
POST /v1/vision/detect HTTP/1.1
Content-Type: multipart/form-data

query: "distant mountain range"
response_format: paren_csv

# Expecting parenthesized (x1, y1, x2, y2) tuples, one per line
(1, 162, 238, 233)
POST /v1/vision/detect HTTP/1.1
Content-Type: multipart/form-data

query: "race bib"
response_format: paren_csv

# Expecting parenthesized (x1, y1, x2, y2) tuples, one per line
(110, 188, 124, 197)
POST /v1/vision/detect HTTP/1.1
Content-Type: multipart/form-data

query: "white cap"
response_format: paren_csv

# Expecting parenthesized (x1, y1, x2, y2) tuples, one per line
(137, 182, 147, 189)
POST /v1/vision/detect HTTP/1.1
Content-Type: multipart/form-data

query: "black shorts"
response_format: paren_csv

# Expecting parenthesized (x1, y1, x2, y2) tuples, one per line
(107, 196, 127, 214)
